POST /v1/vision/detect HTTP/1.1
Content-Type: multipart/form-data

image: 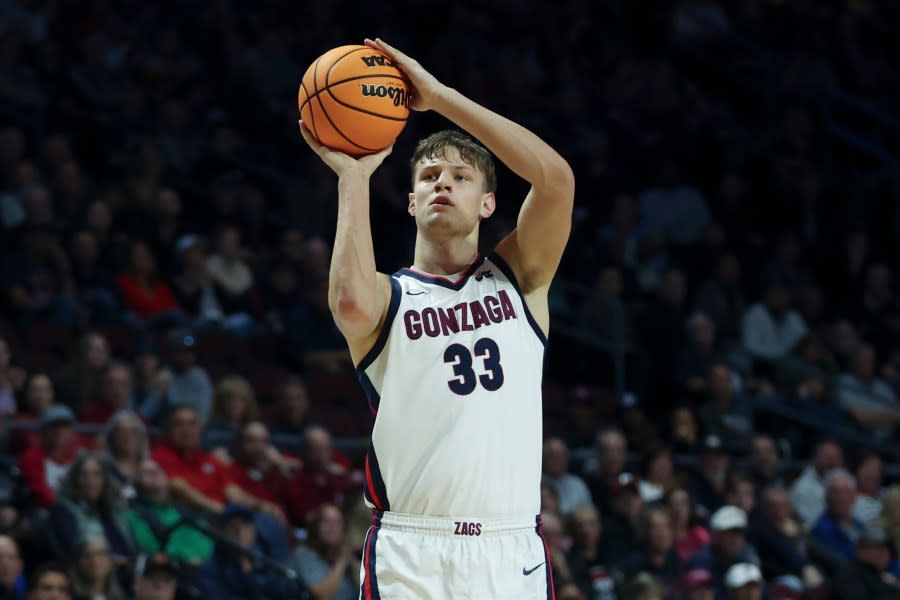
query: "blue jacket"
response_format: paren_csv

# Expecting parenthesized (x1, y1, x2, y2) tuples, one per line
(195, 545, 300, 600)
(809, 513, 865, 561)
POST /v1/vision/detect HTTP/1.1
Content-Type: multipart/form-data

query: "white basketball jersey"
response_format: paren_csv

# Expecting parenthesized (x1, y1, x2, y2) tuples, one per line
(357, 252, 546, 518)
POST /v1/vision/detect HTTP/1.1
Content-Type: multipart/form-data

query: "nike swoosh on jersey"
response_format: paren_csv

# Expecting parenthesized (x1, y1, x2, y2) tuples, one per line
(522, 562, 545, 576)
(405, 290, 429, 295)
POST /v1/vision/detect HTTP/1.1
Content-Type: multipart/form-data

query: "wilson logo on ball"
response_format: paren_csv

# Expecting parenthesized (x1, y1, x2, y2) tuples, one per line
(360, 84, 411, 107)
(360, 55, 395, 67)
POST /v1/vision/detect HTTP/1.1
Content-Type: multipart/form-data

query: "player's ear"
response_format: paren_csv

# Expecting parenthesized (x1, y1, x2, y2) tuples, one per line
(408, 192, 417, 216)
(479, 192, 496, 219)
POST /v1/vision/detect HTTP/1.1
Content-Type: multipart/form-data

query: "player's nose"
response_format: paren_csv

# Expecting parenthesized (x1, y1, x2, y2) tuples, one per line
(434, 171, 452, 191)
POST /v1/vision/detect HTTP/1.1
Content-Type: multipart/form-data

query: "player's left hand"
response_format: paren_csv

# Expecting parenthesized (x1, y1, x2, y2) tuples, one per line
(299, 120, 392, 178)
(364, 38, 446, 112)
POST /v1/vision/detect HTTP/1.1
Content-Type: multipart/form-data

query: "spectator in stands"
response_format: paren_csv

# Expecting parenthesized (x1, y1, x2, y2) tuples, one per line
(697, 363, 754, 456)
(281, 426, 355, 526)
(123, 458, 212, 565)
(48, 452, 134, 563)
(55, 332, 109, 414)
(621, 572, 664, 600)
(748, 487, 823, 589)
(827, 319, 862, 371)
(130, 341, 166, 417)
(0, 534, 25, 600)
(637, 446, 676, 504)
(724, 473, 755, 519)
(677, 312, 721, 397)
(675, 568, 714, 600)
(689, 506, 759, 598)
(789, 439, 844, 528)
(131, 554, 177, 600)
(264, 376, 311, 437)
(150, 406, 231, 515)
(287, 503, 357, 600)
(666, 487, 710, 564)
(746, 434, 784, 494)
(99, 411, 148, 500)
(169, 235, 226, 327)
(143, 332, 213, 424)
(668, 405, 702, 455)
(602, 473, 644, 561)
(27, 563, 71, 600)
(18, 405, 82, 507)
(687, 435, 731, 517)
(79, 362, 133, 425)
(620, 506, 685, 585)
(585, 428, 629, 517)
(852, 450, 886, 527)
(114, 240, 183, 326)
(855, 263, 899, 362)
(205, 223, 259, 320)
(226, 421, 289, 524)
(206, 375, 259, 452)
(540, 510, 574, 591)
(722, 562, 763, 600)
(740, 280, 808, 364)
(810, 469, 866, 562)
(67, 537, 126, 600)
(9, 372, 54, 453)
(564, 504, 619, 600)
(194, 504, 296, 600)
(67, 230, 118, 326)
(772, 334, 838, 403)
(0, 228, 77, 328)
(0, 338, 22, 417)
(831, 523, 900, 600)
(835, 344, 900, 440)
(540, 482, 561, 517)
(693, 254, 746, 344)
(542, 437, 593, 516)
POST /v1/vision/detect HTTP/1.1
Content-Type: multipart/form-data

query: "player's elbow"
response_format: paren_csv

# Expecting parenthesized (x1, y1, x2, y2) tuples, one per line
(329, 292, 380, 338)
(536, 158, 575, 201)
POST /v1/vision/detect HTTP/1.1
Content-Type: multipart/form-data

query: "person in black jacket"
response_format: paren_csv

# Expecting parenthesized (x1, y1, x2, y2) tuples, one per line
(194, 505, 297, 600)
(831, 524, 900, 600)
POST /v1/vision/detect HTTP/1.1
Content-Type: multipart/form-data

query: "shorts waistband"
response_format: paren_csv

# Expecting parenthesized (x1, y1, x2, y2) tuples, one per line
(372, 510, 541, 537)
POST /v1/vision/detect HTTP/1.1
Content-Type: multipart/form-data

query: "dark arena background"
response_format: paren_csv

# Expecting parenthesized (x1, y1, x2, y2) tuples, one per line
(0, 1, 899, 599)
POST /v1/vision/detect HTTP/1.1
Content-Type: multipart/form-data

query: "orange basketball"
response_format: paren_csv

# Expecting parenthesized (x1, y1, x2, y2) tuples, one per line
(298, 45, 411, 156)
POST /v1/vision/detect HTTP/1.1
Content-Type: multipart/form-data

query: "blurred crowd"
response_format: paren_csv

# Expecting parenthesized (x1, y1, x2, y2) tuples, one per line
(0, 0, 899, 598)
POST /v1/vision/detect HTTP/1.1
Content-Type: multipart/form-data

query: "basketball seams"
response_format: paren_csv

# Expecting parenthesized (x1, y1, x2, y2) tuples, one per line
(298, 44, 409, 155)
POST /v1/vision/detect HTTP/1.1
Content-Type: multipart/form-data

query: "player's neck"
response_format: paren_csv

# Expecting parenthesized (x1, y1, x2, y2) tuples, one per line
(412, 238, 479, 277)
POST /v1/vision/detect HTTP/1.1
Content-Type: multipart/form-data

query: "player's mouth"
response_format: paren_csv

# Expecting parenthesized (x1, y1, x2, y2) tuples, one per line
(430, 195, 453, 207)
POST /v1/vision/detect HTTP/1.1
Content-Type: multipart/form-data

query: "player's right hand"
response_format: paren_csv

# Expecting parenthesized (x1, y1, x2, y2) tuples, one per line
(298, 120, 392, 178)
(364, 38, 446, 112)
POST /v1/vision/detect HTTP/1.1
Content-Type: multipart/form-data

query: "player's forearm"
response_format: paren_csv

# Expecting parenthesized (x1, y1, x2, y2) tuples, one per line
(433, 87, 574, 191)
(328, 175, 381, 334)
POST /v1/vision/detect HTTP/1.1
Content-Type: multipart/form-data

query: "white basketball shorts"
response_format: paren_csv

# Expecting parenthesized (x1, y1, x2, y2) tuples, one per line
(358, 510, 556, 600)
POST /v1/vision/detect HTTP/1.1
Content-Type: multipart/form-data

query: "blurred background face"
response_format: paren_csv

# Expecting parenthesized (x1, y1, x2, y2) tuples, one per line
(78, 539, 112, 582)
(137, 459, 168, 499)
(857, 456, 883, 494)
(102, 366, 131, 409)
(280, 383, 309, 423)
(727, 480, 755, 515)
(647, 510, 673, 552)
(239, 422, 269, 466)
(707, 365, 732, 402)
(543, 438, 569, 478)
(668, 489, 691, 527)
(597, 431, 626, 476)
(45, 422, 74, 450)
(134, 570, 176, 600)
(750, 436, 778, 475)
(648, 452, 673, 483)
(167, 409, 201, 450)
(569, 506, 601, 548)
(0, 536, 22, 588)
(111, 416, 143, 459)
(78, 458, 105, 502)
(763, 489, 792, 525)
(85, 334, 109, 369)
(728, 583, 762, 600)
(713, 529, 745, 560)
(826, 476, 857, 520)
(814, 443, 843, 474)
(26, 374, 54, 414)
(223, 517, 256, 550)
(31, 571, 70, 600)
(316, 505, 346, 548)
(304, 428, 332, 472)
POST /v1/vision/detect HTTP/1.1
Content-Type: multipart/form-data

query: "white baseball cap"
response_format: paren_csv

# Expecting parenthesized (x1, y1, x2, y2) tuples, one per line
(710, 505, 747, 531)
(725, 563, 763, 588)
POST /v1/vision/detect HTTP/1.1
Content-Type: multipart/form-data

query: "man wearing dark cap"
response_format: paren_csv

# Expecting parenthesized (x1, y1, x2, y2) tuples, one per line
(17, 405, 82, 507)
(831, 524, 900, 600)
(142, 331, 212, 424)
(194, 504, 296, 600)
(133, 554, 177, 600)
(687, 435, 731, 517)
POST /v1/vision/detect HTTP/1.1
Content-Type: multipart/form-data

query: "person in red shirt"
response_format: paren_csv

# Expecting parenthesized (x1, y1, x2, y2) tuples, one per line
(281, 425, 360, 526)
(18, 404, 84, 507)
(79, 361, 133, 425)
(150, 405, 265, 516)
(115, 239, 184, 322)
(227, 421, 289, 523)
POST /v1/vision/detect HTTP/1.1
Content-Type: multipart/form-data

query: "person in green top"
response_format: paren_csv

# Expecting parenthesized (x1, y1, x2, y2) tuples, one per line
(123, 458, 213, 564)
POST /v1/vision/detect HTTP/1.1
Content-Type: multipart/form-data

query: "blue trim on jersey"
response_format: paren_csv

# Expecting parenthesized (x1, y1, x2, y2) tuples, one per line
(365, 443, 390, 511)
(357, 277, 403, 372)
(357, 371, 381, 415)
(487, 252, 549, 347)
(360, 515, 382, 600)
(394, 253, 486, 289)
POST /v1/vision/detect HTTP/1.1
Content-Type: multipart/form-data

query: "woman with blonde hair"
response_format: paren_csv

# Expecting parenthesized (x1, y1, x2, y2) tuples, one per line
(68, 536, 127, 600)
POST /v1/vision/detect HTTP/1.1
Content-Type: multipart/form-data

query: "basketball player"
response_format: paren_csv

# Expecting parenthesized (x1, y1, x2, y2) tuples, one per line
(299, 38, 574, 599)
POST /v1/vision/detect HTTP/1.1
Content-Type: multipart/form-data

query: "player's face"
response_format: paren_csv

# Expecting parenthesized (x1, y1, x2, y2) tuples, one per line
(409, 147, 495, 239)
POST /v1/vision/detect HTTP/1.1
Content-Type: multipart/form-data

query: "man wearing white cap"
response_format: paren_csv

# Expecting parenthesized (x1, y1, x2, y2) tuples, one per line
(689, 506, 759, 599)
(724, 563, 763, 600)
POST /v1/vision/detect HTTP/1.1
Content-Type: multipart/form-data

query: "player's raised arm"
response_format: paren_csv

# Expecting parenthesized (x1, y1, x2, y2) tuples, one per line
(297, 122, 393, 350)
(367, 38, 575, 294)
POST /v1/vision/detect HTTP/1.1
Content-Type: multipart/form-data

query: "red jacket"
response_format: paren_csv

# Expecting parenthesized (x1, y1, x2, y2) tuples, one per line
(18, 444, 81, 507)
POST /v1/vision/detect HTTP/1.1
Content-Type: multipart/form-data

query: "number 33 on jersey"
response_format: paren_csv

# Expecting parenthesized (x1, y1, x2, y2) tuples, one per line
(356, 253, 547, 518)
